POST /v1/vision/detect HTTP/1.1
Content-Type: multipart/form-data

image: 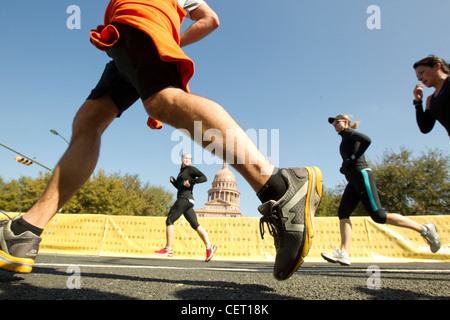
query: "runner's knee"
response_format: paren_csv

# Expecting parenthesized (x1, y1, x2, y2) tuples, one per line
(371, 209, 387, 224)
(144, 87, 185, 120)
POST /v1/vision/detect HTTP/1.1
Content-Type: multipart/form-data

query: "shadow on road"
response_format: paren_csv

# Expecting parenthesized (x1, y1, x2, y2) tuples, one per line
(0, 266, 294, 300)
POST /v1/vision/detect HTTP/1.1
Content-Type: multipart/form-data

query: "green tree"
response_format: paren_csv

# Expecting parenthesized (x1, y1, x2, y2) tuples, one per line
(0, 172, 51, 212)
(0, 169, 174, 216)
(0, 178, 21, 211)
(316, 186, 341, 217)
(371, 148, 449, 215)
(62, 170, 174, 215)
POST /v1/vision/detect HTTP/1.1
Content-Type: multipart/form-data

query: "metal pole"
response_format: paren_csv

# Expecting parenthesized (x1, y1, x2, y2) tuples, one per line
(50, 129, 70, 145)
(0, 141, 52, 172)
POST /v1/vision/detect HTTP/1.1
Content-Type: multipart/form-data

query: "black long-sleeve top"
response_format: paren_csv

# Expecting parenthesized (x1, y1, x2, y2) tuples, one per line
(415, 76, 450, 136)
(170, 165, 207, 200)
(338, 128, 371, 179)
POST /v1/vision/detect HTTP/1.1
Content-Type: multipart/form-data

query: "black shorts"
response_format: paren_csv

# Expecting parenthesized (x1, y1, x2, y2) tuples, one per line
(166, 198, 200, 230)
(87, 22, 183, 117)
(338, 168, 387, 224)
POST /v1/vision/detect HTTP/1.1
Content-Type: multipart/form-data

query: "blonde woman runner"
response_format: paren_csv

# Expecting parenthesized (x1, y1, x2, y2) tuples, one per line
(322, 115, 441, 266)
(155, 154, 217, 262)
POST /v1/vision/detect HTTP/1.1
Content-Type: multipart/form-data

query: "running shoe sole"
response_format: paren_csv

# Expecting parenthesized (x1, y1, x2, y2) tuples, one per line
(155, 252, 173, 257)
(0, 251, 35, 273)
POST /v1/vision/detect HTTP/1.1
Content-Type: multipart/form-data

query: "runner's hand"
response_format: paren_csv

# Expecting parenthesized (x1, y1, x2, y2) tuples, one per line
(413, 84, 423, 101)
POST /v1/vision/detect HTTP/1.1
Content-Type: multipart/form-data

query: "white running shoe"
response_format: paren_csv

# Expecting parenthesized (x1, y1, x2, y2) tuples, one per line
(421, 223, 441, 253)
(321, 248, 351, 266)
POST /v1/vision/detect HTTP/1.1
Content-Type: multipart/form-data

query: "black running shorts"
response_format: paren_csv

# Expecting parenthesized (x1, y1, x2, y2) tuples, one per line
(338, 168, 387, 224)
(166, 198, 200, 230)
(87, 22, 183, 117)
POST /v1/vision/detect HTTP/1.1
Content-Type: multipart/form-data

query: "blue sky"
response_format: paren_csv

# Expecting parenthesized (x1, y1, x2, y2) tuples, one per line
(0, 1, 448, 218)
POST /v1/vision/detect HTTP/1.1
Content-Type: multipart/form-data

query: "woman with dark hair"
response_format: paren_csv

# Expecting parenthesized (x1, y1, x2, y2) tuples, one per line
(413, 55, 450, 136)
(321, 115, 441, 266)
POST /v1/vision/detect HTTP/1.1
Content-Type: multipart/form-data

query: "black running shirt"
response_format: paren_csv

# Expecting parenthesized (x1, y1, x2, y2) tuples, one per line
(171, 165, 207, 200)
(338, 128, 371, 177)
(416, 76, 450, 136)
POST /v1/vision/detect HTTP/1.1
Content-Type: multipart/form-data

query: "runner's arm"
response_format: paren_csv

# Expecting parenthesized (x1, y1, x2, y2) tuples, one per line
(180, 2, 219, 47)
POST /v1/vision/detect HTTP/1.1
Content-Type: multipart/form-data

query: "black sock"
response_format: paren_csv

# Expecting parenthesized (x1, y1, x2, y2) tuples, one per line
(257, 168, 287, 203)
(11, 217, 43, 236)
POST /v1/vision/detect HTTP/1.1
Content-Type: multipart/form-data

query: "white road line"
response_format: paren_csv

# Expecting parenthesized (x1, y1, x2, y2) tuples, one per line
(34, 263, 450, 274)
(35, 263, 267, 273)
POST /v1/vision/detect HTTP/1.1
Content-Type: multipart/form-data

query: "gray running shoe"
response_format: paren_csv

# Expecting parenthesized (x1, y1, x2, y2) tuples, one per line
(259, 167, 322, 281)
(321, 249, 351, 266)
(0, 217, 42, 273)
(421, 223, 441, 253)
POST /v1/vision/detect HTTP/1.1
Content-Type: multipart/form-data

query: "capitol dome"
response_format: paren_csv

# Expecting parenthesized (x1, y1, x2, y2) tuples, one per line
(212, 162, 237, 191)
(195, 162, 243, 217)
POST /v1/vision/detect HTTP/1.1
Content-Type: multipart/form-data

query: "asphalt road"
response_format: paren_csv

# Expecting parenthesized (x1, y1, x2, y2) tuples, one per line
(1, 254, 448, 315)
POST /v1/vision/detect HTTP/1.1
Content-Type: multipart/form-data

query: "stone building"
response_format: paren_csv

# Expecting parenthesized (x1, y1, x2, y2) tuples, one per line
(195, 163, 245, 218)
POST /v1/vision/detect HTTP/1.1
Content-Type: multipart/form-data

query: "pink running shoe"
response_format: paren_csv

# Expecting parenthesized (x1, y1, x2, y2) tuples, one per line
(205, 244, 217, 262)
(155, 248, 173, 257)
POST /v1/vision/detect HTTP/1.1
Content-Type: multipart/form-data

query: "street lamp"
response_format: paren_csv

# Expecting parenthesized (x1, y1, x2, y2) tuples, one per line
(50, 129, 69, 145)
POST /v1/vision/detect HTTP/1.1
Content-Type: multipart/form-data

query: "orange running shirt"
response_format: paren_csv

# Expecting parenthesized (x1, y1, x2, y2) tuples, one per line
(92, 0, 195, 93)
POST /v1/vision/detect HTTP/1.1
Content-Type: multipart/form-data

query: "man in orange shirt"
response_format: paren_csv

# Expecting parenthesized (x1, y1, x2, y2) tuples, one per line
(0, 0, 322, 281)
